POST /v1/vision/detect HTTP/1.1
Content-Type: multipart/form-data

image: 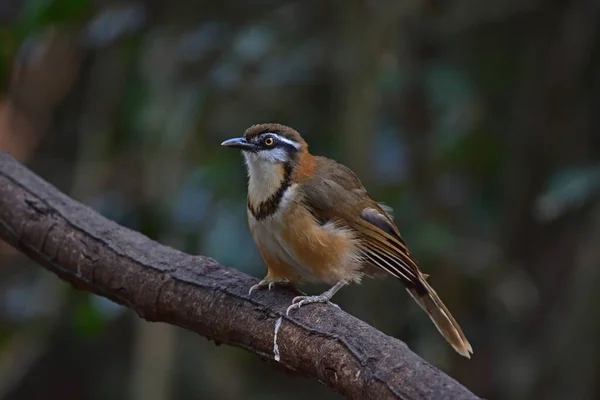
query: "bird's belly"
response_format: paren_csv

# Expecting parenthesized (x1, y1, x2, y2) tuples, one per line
(249, 206, 364, 285)
(251, 216, 321, 282)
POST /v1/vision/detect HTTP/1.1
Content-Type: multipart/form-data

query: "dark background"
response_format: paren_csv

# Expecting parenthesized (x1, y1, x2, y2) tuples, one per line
(1, 1, 599, 399)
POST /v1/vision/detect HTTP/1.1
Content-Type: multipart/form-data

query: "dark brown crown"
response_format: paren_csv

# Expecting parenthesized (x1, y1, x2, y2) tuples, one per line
(244, 123, 306, 147)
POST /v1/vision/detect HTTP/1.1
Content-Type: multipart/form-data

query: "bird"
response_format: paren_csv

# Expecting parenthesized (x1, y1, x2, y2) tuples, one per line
(221, 123, 473, 358)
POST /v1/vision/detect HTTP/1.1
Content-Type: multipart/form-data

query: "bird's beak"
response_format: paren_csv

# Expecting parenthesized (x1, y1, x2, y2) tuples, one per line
(221, 137, 256, 152)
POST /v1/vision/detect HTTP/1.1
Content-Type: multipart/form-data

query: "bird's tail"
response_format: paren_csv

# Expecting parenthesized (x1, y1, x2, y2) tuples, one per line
(407, 278, 473, 358)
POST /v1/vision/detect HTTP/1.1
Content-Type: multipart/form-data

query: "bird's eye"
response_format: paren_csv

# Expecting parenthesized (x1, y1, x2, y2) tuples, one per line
(264, 136, 274, 146)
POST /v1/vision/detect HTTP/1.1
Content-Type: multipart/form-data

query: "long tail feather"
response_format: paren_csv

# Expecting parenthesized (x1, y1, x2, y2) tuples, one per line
(354, 208, 473, 357)
(407, 278, 473, 358)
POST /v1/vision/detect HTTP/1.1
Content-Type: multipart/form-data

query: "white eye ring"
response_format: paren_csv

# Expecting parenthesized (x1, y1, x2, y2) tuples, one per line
(264, 136, 274, 146)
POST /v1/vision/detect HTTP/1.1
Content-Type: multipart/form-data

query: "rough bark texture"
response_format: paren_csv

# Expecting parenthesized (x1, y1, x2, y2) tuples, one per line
(0, 151, 479, 400)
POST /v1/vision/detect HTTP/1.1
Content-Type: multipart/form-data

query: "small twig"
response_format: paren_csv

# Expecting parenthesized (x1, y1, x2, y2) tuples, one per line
(273, 316, 283, 362)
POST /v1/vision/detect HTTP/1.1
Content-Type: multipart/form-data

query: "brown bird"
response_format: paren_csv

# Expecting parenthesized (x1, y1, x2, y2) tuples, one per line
(221, 123, 473, 358)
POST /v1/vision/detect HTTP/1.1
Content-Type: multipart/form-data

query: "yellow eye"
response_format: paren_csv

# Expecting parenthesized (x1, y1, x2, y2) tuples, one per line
(264, 137, 274, 146)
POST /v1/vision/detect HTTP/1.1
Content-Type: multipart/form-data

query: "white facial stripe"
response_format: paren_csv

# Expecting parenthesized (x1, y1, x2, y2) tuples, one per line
(268, 133, 300, 149)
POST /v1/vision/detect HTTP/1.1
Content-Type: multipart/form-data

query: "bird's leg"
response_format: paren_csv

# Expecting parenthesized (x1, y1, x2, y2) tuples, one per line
(248, 278, 292, 295)
(286, 281, 346, 315)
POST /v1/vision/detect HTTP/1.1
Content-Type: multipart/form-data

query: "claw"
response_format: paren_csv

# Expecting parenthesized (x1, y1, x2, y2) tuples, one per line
(248, 279, 289, 296)
(248, 283, 262, 296)
(286, 302, 300, 315)
(285, 295, 340, 316)
(285, 281, 346, 315)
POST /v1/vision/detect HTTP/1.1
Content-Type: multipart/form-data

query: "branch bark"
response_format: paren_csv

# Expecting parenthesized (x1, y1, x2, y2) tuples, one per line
(0, 152, 479, 400)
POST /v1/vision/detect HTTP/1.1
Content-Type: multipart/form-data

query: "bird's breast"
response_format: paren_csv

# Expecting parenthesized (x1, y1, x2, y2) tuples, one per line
(248, 183, 308, 277)
(248, 184, 364, 284)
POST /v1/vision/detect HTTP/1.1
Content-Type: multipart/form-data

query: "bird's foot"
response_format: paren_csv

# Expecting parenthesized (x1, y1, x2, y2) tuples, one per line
(286, 294, 340, 316)
(248, 279, 290, 295)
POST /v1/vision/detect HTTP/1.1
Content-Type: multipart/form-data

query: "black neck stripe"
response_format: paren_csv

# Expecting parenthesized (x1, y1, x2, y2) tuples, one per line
(248, 162, 293, 220)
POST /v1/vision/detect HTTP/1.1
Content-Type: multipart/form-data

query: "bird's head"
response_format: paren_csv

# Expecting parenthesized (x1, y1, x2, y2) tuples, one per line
(222, 123, 313, 204)
(221, 123, 306, 167)
(221, 124, 307, 164)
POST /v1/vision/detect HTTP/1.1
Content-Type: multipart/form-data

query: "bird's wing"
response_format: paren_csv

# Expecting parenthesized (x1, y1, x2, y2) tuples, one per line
(302, 157, 424, 290)
(302, 156, 473, 358)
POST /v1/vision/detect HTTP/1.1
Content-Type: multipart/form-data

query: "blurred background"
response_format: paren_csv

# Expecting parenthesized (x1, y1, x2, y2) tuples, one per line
(1, 0, 600, 399)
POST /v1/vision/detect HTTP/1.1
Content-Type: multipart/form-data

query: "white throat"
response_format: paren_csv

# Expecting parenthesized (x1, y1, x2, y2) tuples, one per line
(244, 152, 287, 204)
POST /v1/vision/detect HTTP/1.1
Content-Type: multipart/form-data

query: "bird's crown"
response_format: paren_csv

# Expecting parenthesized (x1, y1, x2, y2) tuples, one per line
(244, 123, 307, 149)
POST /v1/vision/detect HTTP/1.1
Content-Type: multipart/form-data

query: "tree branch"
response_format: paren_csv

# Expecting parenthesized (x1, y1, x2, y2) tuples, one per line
(0, 152, 479, 400)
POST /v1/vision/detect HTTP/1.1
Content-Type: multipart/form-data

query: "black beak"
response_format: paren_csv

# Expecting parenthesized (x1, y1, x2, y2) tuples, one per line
(221, 137, 256, 152)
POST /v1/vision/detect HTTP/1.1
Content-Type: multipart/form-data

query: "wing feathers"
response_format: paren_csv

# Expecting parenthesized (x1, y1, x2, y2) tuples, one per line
(300, 158, 472, 357)
(362, 241, 419, 280)
(360, 207, 399, 238)
(353, 213, 422, 289)
(362, 244, 415, 283)
(355, 213, 413, 257)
